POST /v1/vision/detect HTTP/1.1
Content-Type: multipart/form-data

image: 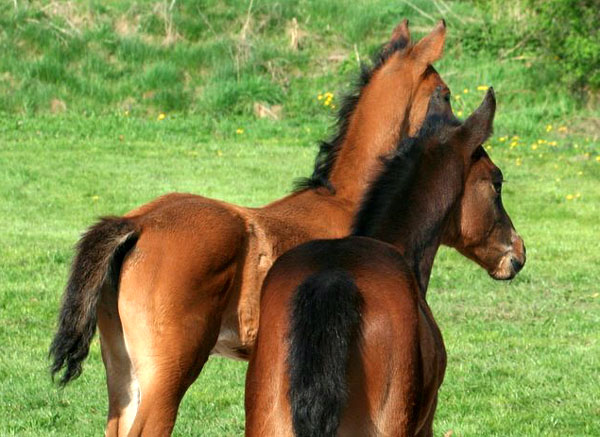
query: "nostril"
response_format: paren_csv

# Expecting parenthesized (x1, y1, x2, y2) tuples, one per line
(510, 257, 524, 273)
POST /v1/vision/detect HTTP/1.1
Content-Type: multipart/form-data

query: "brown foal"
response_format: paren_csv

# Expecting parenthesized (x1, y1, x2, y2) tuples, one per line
(50, 20, 452, 435)
(245, 88, 526, 436)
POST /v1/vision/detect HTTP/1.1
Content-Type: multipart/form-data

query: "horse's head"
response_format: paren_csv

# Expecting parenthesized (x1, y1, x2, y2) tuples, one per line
(359, 19, 451, 137)
(429, 89, 526, 280)
(352, 86, 526, 282)
(326, 19, 454, 201)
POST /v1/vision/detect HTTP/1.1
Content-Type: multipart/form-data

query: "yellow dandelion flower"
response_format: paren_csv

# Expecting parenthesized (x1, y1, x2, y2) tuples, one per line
(545, 124, 552, 132)
(577, 171, 583, 176)
(157, 113, 166, 121)
(92, 195, 100, 201)
(515, 158, 522, 166)
(457, 110, 463, 117)
(317, 94, 323, 100)
(124, 110, 130, 117)
(548, 141, 557, 147)
(595, 156, 600, 162)
(575, 193, 581, 198)
(499, 136, 507, 142)
(558, 126, 567, 133)
(537, 139, 545, 144)
(510, 141, 518, 147)
(236, 128, 244, 134)
(512, 135, 519, 140)
(331, 104, 336, 109)
(324, 100, 330, 106)
(574, 144, 579, 149)
(566, 194, 574, 200)
(531, 144, 538, 150)
(463, 88, 469, 94)
(555, 178, 561, 182)
(485, 144, 492, 151)
(453, 95, 461, 101)
(477, 85, 488, 91)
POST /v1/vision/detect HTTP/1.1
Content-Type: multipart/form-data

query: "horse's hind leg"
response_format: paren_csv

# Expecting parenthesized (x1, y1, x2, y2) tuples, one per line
(104, 205, 245, 435)
(117, 254, 234, 436)
(121, 293, 224, 436)
(97, 285, 140, 437)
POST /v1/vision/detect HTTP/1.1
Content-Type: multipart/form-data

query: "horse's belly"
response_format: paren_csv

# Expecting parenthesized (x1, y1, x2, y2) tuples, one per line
(210, 325, 250, 360)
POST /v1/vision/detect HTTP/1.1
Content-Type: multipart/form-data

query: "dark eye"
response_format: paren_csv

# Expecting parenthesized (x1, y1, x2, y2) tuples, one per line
(444, 93, 451, 102)
(493, 181, 502, 194)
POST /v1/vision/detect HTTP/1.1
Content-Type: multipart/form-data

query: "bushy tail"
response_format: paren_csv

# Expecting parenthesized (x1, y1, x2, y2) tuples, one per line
(49, 216, 139, 386)
(288, 269, 363, 437)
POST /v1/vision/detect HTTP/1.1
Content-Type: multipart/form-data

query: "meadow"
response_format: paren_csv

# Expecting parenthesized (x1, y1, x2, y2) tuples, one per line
(1, 0, 599, 435)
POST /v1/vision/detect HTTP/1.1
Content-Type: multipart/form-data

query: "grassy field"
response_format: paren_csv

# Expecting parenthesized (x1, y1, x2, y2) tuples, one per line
(1, 1, 599, 436)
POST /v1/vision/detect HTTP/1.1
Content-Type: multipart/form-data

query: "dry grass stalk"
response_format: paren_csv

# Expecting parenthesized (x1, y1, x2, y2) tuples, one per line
(289, 17, 299, 51)
(254, 102, 282, 120)
(50, 98, 67, 113)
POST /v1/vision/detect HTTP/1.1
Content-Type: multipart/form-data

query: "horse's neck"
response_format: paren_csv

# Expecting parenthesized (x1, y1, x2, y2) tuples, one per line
(381, 184, 458, 298)
(413, 240, 442, 296)
(387, 228, 443, 298)
(328, 106, 408, 205)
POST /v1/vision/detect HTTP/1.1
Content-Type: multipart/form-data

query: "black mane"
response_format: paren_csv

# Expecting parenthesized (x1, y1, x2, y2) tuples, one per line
(351, 114, 454, 237)
(293, 38, 410, 192)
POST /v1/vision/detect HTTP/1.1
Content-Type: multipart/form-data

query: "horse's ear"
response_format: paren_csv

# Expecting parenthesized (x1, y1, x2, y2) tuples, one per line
(425, 86, 447, 118)
(385, 19, 411, 49)
(454, 87, 496, 157)
(411, 19, 446, 71)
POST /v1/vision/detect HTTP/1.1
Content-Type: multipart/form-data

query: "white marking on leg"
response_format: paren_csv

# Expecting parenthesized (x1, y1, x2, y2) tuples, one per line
(119, 333, 141, 435)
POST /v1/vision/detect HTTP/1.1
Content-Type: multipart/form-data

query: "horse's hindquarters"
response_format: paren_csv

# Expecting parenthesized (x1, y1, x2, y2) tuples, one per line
(99, 195, 249, 435)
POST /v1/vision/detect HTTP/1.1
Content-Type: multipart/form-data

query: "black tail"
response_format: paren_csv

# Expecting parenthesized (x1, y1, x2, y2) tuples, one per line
(288, 269, 363, 437)
(49, 216, 139, 386)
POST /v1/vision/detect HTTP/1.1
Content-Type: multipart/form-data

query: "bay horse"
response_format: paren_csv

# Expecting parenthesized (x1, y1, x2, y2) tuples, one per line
(50, 19, 452, 435)
(245, 88, 526, 436)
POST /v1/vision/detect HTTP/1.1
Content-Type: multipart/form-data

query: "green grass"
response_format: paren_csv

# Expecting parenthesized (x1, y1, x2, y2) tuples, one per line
(1, 1, 599, 436)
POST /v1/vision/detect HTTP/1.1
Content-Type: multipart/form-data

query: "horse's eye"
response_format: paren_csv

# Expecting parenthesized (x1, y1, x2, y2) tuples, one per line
(493, 181, 502, 194)
(444, 94, 451, 102)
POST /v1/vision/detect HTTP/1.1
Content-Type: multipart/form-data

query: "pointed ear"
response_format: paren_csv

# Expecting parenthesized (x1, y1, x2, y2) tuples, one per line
(385, 19, 411, 49)
(454, 87, 496, 157)
(425, 86, 446, 118)
(411, 19, 446, 71)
